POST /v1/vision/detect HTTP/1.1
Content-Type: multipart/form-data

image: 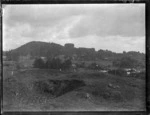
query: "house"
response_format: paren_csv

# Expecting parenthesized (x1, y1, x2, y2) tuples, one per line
(65, 43, 74, 49)
(18, 54, 34, 68)
(19, 54, 31, 61)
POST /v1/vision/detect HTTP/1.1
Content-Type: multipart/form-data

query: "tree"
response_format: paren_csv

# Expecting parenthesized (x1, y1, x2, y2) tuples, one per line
(123, 51, 126, 54)
(45, 58, 52, 69)
(33, 58, 45, 69)
(119, 57, 137, 68)
(5, 51, 12, 61)
(62, 59, 72, 70)
(51, 58, 62, 69)
(45, 58, 62, 69)
(112, 60, 120, 67)
(113, 57, 138, 68)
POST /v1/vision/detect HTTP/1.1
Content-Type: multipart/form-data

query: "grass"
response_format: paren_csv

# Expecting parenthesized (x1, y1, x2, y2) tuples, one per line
(3, 68, 145, 111)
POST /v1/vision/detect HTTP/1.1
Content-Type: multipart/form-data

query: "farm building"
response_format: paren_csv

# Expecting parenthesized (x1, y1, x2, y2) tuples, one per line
(18, 54, 35, 68)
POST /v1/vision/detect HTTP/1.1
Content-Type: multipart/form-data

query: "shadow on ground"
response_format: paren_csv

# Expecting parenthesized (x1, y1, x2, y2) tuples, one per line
(33, 79, 86, 98)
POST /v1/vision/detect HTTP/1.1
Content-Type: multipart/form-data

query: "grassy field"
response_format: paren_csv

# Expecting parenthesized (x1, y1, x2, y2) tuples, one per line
(3, 68, 145, 111)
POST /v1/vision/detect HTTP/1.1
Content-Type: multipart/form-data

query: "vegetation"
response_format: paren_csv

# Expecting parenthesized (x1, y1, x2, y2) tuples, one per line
(3, 41, 146, 111)
(46, 58, 62, 69)
(87, 63, 103, 70)
(113, 56, 139, 68)
(33, 58, 45, 69)
(33, 57, 72, 70)
(34, 79, 85, 97)
(3, 41, 145, 64)
(3, 69, 145, 111)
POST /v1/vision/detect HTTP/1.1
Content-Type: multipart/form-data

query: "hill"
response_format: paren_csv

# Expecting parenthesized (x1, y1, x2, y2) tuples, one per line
(3, 41, 146, 111)
(3, 41, 145, 67)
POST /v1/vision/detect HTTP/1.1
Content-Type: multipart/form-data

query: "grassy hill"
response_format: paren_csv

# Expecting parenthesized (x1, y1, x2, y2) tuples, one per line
(3, 69, 145, 111)
(4, 41, 145, 62)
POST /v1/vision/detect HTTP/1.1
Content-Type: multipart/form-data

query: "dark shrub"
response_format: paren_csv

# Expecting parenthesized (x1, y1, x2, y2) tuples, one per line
(33, 58, 45, 69)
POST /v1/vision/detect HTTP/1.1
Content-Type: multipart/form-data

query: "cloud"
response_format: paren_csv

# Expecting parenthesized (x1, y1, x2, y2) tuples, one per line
(69, 4, 145, 38)
(3, 4, 145, 53)
(3, 5, 85, 28)
(66, 35, 145, 53)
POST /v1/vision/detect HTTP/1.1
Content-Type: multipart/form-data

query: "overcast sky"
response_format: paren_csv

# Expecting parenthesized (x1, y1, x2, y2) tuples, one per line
(3, 4, 145, 53)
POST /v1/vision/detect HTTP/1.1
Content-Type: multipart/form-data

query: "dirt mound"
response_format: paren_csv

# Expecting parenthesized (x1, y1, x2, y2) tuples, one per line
(33, 79, 86, 98)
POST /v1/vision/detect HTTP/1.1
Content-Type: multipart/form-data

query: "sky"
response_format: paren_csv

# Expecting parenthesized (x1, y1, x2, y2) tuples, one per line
(3, 4, 145, 53)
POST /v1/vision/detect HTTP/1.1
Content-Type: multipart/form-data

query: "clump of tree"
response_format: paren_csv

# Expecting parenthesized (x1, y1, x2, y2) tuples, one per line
(61, 59, 72, 70)
(33, 58, 46, 69)
(45, 58, 62, 69)
(113, 57, 139, 68)
(33, 57, 72, 70)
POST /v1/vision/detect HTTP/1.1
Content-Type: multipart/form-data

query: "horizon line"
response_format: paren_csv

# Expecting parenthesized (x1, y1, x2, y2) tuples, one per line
(3, 41, 145, 54)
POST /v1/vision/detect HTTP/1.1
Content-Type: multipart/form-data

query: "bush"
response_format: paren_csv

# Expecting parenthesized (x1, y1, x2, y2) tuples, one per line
(113, 57, 139, 68)
(33, 57, 72, 70)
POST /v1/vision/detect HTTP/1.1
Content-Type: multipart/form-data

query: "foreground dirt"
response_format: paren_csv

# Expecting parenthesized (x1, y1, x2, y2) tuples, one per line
(3, 69, 145, 111)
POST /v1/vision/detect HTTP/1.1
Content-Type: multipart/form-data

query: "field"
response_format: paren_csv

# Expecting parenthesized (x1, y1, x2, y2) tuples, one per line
(3, 68, 145, 111)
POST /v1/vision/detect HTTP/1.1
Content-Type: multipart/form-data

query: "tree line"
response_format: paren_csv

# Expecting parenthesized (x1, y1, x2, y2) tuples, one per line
(33, 57, 72, 70)
(112, 56, 140, 68)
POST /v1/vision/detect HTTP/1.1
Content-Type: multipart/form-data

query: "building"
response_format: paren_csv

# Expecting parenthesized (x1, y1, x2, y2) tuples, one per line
(65, 43, 74, 49)
(19, 54, 31, 61)
(18, 54, 34, 68)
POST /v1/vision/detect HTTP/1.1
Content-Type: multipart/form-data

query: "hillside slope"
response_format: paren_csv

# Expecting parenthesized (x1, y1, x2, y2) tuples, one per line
(4, 41, 145, 64)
